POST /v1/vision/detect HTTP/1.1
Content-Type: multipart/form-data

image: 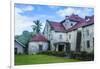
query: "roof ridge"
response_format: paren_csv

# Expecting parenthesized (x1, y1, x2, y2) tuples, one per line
(15, 39, 25, 47)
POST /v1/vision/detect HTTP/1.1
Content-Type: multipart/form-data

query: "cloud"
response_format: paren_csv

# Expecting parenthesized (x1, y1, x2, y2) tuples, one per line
(48, 6, 59, 9)
(15, 7, 34, 35)
(56, 7, 94, 18)
(15, 5, 34, 14)
(22, 6, 34, 11)
(15, 7, 56, 35)
(57, 8, 76, 17)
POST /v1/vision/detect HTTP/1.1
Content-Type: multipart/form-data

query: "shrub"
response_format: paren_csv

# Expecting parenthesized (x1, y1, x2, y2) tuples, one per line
(70, 51, 94, 61)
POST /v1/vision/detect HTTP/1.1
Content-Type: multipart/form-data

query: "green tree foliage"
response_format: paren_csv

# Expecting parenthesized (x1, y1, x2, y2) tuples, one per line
(31, 20, 42, 34)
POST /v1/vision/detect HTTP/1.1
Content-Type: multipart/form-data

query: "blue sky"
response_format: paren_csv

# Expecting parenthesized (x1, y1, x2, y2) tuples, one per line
(15, 3, 94, 35)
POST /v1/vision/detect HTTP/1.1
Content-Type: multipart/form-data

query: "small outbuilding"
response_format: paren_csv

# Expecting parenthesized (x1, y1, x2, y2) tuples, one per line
(28, 34, 48, 54)
(14, 39, 25, 54)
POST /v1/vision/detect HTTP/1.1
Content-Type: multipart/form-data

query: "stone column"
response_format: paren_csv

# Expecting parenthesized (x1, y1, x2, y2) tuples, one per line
(64, 44, 66, 52)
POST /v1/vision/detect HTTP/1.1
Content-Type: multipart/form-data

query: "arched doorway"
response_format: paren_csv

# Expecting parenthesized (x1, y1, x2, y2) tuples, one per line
(58, 45, 64, 51)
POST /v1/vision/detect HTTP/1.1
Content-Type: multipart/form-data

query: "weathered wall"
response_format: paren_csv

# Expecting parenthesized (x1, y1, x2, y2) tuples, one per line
(15, 42, 24, 54)
(28, 42, 48, 54)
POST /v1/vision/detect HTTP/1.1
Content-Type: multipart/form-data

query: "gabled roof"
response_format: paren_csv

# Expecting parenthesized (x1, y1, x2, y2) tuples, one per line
(68, 14, 86, 22)
(47, 20, 66, 32)
(83, 15, 94, 27)
(67, 22, 85, 32)
(30, 34, 48, 42)
(67, 15, 94, 32)
(15, 39, 25, 47)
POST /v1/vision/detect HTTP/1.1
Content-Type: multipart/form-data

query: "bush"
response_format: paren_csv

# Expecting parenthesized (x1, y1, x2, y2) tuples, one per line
(70, 51, 94, 61)
(80, 52, 94, 61)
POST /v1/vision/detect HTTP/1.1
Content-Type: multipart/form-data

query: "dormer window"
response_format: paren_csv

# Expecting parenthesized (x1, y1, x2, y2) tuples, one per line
(71, 23, 73, 26)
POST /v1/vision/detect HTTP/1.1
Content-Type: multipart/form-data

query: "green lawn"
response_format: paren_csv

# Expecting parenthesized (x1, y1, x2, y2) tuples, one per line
(15, 54, 80, 65)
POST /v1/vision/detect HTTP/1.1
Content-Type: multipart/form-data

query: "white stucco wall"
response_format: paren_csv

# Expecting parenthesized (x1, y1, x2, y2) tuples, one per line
(43, 22, 51, 40)
(51, 31, 67, 43)
(50, 31, 67, 51)
(81, 25, 94, 53)
(67, 25, 94, 53)
(28, 42, 48, 54)
(67, 30, 77, 51)
(15, 42, 24, 54)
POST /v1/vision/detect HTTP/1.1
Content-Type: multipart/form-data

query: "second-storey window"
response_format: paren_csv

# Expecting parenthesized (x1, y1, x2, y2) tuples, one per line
(87, 29, 89, 36)
(69, 34, 71, 39)
(59, 34, 62, 39)
(87, 40, 90, 48)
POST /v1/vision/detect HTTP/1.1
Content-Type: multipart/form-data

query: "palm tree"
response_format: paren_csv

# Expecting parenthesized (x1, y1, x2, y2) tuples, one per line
(31, 20, 42, 34)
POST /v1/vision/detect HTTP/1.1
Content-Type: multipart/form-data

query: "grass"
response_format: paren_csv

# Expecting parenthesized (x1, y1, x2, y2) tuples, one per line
(15, 54, 80, 65)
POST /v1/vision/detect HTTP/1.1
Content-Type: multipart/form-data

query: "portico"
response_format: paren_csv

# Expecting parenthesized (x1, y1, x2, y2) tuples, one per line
(54, 42, 70, 52)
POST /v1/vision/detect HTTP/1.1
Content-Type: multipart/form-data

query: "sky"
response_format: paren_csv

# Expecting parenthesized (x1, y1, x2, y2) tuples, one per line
(15, 3, 94, 35)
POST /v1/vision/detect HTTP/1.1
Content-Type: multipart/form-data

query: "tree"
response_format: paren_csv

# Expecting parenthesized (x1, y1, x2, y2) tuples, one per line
(31, 20, 42, 34)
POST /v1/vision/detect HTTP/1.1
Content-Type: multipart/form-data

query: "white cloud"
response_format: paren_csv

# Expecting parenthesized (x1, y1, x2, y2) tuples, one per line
(57, 7, 94, 18)
(15, 7, 34, 35)
(15, 7, 52, 35)
(15, 6, 34, 14)
(22, 6, 34, 11)
(57, 8, 77, 17)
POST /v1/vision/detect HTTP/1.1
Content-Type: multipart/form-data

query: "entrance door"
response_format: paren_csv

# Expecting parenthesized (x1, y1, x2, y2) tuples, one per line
(76, 31, 82, 52)
(39, 45, 42, 52)
(15, 48, 17, 54)
(58, 45, 64, 51)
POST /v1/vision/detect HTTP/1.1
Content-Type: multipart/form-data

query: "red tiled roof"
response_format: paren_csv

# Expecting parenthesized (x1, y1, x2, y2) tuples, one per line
(31, 34, 48, 42)
(48, 21, 66, 32)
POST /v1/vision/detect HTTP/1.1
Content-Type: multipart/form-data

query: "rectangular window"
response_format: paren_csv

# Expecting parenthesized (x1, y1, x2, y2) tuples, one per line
(87, 40, 90, 48)
(87, 30, 89, 36)
(59, 35, 62, 39)
(69, 34, 71, 39)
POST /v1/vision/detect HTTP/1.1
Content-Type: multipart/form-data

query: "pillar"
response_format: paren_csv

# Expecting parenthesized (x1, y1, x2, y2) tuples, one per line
(56, 44, 58, 51)
(64, 44, 66, 52)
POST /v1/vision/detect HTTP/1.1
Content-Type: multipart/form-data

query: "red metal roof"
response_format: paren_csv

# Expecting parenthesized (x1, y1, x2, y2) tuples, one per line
(83, 15, 94, 26)
(31, 34, 48, 42)
(48, 21, 66, 32)
(67, 15, 94, 32)
(68, 14, 86, 22)
(67, 22, 84, 32)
